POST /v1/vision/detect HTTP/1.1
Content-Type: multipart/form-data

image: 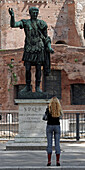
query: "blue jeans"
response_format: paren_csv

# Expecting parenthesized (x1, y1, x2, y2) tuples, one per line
(46, 125, 61, 154)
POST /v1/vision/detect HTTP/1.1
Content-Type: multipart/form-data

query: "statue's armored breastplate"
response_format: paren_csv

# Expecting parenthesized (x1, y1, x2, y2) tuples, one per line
(24, 20, 44, 53)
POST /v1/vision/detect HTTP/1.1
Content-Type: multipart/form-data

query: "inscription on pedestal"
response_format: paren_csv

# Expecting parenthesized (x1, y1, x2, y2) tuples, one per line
(24, 106, 42, 112)
(20, 105, 44, 122)
(18, 102, 47, 138)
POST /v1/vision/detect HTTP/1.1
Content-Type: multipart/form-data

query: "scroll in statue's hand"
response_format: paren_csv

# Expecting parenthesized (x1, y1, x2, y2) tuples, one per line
(47, 47, 54, 54)
(50, 48, 54, 54)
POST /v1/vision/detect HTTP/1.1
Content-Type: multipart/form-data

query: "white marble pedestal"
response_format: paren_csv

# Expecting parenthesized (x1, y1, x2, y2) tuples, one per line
(6, 99, 49, 150)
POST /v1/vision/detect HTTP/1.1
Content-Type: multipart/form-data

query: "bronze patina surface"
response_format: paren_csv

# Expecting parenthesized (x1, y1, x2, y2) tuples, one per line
(9, 7, 54, 98)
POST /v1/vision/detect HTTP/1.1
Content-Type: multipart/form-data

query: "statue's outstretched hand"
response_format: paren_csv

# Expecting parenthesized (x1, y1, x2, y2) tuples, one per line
(8, 8, 14, 16)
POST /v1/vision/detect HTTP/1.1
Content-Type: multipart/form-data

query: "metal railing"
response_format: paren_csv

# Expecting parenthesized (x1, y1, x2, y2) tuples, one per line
(0, 111, 19, 139)
(0, 111, 85, 140)
(60, 112, 85, 140)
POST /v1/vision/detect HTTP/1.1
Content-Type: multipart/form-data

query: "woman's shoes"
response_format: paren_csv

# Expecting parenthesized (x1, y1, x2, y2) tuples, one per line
(57, 162, 60, 166)
(47, 162, 51, 166)
(56, 154, 60, 166)
(47, 162, 60, 166)
(47, 153, 51, 166)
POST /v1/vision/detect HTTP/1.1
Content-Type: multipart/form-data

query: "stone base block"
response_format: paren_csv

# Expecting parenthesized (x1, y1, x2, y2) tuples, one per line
(6, 99, 49, 150)
(6, 140, 47, 150)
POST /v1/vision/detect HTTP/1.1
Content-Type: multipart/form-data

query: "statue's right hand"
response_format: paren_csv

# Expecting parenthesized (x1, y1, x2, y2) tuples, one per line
(8, 8, 14, 16)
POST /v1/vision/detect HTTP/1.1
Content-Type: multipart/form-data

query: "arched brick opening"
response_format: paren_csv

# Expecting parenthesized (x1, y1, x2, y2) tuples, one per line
(84, 23, 85, 39)
(55, 41, 67, 44)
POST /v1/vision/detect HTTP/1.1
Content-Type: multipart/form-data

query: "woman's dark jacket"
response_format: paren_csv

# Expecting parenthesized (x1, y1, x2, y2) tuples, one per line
(45, 107, 60, 125)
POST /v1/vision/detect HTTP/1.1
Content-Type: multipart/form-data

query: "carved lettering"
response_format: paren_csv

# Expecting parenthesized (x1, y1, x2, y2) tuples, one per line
(23, 106, 42, 113)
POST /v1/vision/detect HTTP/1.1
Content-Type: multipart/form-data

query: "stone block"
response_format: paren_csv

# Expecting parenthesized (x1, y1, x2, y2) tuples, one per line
(6, 99, 49, 150)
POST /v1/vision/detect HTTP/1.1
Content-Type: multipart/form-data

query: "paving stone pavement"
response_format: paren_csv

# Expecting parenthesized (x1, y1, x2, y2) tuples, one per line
(0, 141, 85, 169)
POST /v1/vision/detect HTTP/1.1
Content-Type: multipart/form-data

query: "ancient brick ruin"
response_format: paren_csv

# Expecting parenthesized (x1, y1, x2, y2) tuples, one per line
(0, 0, 85, 113)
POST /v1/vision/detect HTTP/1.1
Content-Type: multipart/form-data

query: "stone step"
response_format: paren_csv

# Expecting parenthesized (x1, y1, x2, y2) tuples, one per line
(6, 143, 47, 150)
(0, 166, 85, 170)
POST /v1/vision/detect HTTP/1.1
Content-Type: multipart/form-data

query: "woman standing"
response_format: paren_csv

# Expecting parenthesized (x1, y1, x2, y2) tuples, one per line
(46, 96, 63, 166)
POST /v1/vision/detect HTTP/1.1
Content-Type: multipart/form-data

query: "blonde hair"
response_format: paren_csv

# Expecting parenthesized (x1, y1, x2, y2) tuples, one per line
(49, 96, 63, 118)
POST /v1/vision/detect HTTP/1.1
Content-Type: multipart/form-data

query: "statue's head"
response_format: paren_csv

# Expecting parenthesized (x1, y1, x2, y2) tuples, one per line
(29, 7, 39, 19)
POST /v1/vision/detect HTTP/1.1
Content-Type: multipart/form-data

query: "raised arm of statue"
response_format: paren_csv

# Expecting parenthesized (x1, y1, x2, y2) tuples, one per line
(8, 8, 23, 28)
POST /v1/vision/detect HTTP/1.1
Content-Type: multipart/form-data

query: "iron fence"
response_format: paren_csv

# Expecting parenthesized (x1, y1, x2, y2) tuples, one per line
(0, 111, 85, 140)
(0, 112, 19, 139)
(60, 112, 85, 140)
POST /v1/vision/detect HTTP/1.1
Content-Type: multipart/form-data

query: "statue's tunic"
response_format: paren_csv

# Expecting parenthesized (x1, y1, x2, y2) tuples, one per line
(19, 19, 50, 67)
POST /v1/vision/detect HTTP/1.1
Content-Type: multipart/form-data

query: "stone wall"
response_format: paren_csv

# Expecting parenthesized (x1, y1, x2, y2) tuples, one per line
(75, 0, 85, 46)
(0, 0, 82, 49)
(51, 44, 85, 111)
(0, 45, 85, 112)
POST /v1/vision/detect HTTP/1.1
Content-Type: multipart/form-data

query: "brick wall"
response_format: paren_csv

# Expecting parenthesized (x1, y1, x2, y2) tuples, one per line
(0, 0, 82, 49)
(0, 45, 85, 112)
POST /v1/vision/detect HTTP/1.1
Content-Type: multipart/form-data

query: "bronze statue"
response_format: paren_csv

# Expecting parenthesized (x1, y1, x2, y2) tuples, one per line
(9, 7, 54, 93)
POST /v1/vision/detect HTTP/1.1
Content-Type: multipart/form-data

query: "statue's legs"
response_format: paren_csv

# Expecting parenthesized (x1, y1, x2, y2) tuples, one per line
(35, 64, 42, 92)
(24, 62, 32, 92)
